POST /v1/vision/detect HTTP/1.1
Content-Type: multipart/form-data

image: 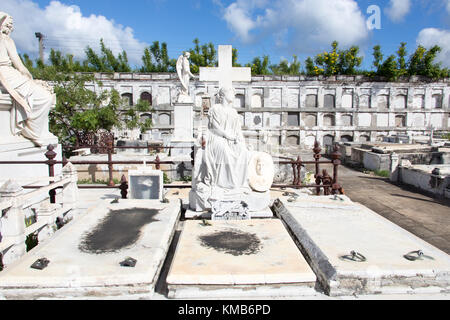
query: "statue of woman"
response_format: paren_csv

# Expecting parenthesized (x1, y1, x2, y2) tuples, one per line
(176, 52, 195, 102)
(204, 86, 250, 191)
(0, 12, 55, 146)
(189, 86, 274, 213)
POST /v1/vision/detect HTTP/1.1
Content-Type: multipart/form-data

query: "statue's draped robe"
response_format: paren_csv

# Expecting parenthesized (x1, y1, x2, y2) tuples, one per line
(176, 56, 190, 94)
(0, 36, 55, 142)
(204, 103, 250, 191)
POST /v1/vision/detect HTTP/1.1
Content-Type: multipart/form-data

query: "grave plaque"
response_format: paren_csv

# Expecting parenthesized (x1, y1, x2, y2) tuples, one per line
(128, 169, 163, 200)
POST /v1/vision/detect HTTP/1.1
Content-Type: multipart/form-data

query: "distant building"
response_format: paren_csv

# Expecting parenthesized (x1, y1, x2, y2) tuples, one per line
(86, 73, 450, 153)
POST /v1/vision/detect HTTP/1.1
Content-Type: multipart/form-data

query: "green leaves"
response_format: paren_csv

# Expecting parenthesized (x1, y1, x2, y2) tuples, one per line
(84, 39, 131, 72)
(140, 41, 176, 72)
(47, 73, 154, 146)
(371, 43, 449, 80)
(21, 39, 448, 82)
(305, 41, 363, 76)
(246, 55, 271, 75)
(188, 38, 217, 74)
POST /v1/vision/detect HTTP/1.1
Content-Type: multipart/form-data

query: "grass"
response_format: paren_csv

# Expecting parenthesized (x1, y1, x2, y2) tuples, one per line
(78, 178, 120, 185)
(373, 170, 390, 178)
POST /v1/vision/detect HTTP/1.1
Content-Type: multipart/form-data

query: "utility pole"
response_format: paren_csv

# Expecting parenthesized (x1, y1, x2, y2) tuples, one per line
(35, 32, 45, 62)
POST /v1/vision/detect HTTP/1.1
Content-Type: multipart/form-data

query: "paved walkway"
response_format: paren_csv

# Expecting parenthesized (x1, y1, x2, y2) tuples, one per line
(339, 165, 450, 254)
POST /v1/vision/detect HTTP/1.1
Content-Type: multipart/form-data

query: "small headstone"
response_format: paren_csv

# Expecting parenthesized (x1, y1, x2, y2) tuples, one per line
(128, 168, 163, 200)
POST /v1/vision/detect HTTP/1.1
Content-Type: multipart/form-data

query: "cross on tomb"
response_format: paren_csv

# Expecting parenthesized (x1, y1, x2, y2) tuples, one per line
(199, 45, 251, 90)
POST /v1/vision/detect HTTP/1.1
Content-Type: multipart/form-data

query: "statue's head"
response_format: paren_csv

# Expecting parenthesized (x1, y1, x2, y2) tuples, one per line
(184, 52, 191, 59)
(0, 12, 13, 35)
(216, 87, 235, 105)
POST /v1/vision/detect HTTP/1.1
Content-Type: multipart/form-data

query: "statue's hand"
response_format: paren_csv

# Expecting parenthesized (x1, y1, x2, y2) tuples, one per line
(35, 80, 54, 94)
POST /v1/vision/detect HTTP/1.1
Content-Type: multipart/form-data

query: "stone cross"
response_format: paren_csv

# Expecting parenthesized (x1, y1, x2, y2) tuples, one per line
(199, 45, 251, 90)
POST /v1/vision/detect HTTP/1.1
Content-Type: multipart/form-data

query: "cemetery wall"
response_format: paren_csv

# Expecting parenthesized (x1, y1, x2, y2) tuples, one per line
(398, 165, 450, 198)
(86, 73, 450, 151)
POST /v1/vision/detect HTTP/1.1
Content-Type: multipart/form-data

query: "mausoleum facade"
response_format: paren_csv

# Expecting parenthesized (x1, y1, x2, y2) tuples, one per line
(86, 73, 450, 151)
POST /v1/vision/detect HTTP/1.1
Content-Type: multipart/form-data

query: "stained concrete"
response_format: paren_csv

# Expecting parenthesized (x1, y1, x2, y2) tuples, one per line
(0, 200, 180, 299)
(166, 219, 316, 299)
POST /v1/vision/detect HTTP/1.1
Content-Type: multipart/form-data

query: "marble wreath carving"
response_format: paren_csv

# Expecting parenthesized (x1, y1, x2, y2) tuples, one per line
(0, 12, 56, 146)
(189, 87, 274, 214)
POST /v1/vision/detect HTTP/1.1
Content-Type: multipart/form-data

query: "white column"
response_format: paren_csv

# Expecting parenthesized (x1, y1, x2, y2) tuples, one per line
(0, 180, 26, 267)
(62, 162, 79, 218)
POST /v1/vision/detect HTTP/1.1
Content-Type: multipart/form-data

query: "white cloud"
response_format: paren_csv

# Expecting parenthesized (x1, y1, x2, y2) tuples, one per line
(416, 28, 450, 67)
(1, 0, 147, 66)
(385, 0, 411, 22)
(219, 0, 370, 54)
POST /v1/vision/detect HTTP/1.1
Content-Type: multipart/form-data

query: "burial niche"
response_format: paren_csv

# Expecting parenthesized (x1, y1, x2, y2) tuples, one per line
(140, 92, 152, 105)
(121, 93, 133, 106)
(306, 94, 318, 108)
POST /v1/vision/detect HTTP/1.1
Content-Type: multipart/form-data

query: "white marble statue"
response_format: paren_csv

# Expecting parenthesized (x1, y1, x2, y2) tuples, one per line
(176, 52, 195, 103)
(0, 12, 55, 146)
(189, 86, 274, 213)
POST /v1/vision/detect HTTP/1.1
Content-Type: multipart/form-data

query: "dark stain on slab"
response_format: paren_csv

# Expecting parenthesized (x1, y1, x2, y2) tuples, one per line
(79, 208, 160, 254)
(199, 229, 262, 256)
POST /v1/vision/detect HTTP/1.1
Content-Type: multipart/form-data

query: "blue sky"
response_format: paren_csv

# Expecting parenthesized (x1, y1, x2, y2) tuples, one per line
(2, 0, 450, 70)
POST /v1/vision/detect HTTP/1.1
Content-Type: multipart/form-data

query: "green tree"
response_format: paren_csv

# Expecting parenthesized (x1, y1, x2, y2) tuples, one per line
(313, 41, 340, 75)
(270, 55, 301, 75)
(232, 48, 241, 67)
(337, 45, 363, 75)
(140, 41, 175, 72)
(188, 38, 217, 74)
(84, 39, 131, 72)
(305, 57, 316, 76)
(48, 73, 152, 147)
(378, 55, 399, 81)
(396, 42, 408, 77)
(246, 55, 271, 75)
(372, 45, 383, 72)
(120, 98, 153, 132)
(408, 45, 446, 79)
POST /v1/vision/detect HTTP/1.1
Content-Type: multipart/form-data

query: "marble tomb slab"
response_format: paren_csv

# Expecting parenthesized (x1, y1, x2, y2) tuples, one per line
(0, 199, 180, 299)
(274, 195, 450, 296)
(166, 219, 317, 299)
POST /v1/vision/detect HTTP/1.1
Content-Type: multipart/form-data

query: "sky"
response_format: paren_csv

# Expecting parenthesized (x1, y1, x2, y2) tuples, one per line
(1, 0, 450, 70)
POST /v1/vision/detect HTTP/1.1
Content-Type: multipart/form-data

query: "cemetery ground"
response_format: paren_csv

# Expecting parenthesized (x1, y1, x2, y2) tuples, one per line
(339, 165, 450, 255)
(35, 164, 448, 300)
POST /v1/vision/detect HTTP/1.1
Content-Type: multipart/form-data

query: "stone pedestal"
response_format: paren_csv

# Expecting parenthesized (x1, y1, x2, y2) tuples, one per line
(171, 102, 195, 157)
(0, 93, 62, 184)
(0, 138, 62, 184)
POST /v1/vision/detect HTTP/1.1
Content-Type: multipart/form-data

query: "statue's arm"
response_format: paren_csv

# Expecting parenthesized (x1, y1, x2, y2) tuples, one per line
(5, 38, 33, 79)
(209, 115, 236, 142)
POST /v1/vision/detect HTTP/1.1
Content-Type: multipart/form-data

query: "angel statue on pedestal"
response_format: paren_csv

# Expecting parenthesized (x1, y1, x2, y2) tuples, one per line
(176, 52, 196, 103)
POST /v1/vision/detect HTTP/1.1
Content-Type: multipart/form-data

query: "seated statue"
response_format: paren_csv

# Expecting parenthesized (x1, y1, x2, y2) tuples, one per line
(189, 86, 274, 214)
(0, 12, 55, 146)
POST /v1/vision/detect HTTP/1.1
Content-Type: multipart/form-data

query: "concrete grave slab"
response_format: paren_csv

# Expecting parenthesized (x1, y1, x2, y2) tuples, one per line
(0, 199, 180, 299)
(274, 195, 450, 296)
(166, 219, 316, 299)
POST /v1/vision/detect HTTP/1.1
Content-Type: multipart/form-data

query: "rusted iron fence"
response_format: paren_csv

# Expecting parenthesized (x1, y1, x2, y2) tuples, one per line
(274, 141, 344, 195)
(0, 140, 344, 201)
